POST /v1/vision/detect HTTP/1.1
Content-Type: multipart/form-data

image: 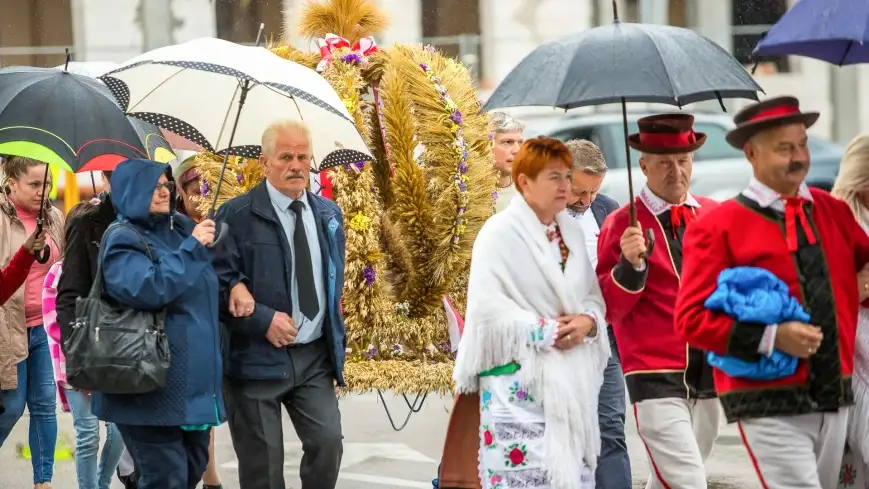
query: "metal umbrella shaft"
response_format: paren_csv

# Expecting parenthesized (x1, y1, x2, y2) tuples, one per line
(207, 81, 250, 218)
(611, 1, 654, 257)
(204, 23, 265, 247)
(34, 164, 51, 264)
(618, 97, 655, 257)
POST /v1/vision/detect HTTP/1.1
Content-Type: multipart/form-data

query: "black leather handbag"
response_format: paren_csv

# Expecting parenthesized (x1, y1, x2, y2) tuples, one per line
(65, 222, 170, 394)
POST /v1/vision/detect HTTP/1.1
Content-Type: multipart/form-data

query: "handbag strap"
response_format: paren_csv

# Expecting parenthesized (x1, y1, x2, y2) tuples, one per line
(87, 221, 154, 300)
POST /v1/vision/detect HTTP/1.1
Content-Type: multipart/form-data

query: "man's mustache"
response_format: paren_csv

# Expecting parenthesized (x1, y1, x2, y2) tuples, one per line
(283, 172, 305, 180)
(787, 161, 808, 173)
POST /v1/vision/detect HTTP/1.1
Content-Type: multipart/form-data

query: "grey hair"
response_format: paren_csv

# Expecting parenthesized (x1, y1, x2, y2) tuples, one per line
(640, 152, 694, 160)
(565, 139, 607, 174)
(486, 111, 525, 135)
(261, 119, 311, 157)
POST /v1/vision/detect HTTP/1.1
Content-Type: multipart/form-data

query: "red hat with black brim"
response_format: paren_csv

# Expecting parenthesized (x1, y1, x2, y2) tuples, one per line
(627, 114, 706, 155)
(725, 96, 819, 149)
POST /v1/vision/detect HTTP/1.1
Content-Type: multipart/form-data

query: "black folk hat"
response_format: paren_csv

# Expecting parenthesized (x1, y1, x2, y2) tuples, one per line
(725, 95, 819, 149)
(627, 113, 706, 155)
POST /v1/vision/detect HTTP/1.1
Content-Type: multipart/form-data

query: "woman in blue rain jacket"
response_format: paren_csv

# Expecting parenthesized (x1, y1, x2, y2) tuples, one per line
(91, 158, 225, 489)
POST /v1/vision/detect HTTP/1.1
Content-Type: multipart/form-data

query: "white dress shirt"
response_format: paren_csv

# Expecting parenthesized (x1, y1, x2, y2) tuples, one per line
(567, 206, 601, 268)
(265, 180, 327, 344)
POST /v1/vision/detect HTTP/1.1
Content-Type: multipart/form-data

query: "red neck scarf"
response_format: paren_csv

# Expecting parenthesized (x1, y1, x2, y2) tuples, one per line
(783, 197, 817, 252)
(669, 205, 696, 238)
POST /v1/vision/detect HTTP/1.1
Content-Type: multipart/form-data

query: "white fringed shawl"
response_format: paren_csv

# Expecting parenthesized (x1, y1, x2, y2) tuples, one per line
(453, 196, 611, 489)
(850, 221, 869, 465)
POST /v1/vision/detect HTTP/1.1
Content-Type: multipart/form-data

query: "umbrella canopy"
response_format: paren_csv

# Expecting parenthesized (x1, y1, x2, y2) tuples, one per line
(100, 37, 372, 172)
(753, 0, 869, 65)
(0, 66, 147, 173)
(55, 61, 119, 79)
(130, 118, 175, 163)
(77, 118, 176, 172)
(484, 21, 763, 111)
(56, 61, 176, 170)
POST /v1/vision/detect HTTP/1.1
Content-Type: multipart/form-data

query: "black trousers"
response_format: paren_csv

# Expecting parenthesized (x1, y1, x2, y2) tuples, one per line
(224, 339, 343, 489)
(117, 424, 210, 489)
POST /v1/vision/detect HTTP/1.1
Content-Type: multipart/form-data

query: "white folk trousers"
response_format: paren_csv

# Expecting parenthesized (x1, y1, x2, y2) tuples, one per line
(738, 408, 849, 489)
(633, 397, 721, 489)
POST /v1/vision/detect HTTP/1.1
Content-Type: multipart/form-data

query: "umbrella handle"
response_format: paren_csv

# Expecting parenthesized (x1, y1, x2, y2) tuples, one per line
(34, 245, 51, 264)
(34, 215, 51, 264)
(639, 228, 655, 260)
(206, 221, 229, 249)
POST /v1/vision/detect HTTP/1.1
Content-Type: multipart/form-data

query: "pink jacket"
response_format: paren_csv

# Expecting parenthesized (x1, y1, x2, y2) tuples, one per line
(43, 261, 69, 412)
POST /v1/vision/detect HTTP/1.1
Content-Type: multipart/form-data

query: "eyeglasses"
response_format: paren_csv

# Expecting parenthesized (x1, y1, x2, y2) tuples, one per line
(154, 182, 176, 193)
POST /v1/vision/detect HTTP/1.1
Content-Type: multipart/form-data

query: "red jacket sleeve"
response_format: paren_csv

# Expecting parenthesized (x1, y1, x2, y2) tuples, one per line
(595, 209, 648, 324)
(675, 215, 764, 361)
(0, 246, 35, 306)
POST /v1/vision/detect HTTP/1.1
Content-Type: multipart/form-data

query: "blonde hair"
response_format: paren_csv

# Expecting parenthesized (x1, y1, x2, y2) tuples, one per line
(261, 119, 311, 157)
(2, 156, 50, 194)
(832, 133, 869, 225)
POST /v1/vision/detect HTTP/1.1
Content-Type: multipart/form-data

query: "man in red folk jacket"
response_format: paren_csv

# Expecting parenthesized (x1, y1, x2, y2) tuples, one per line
(675, 96, 869, 489)
(597, 114, 720, 489)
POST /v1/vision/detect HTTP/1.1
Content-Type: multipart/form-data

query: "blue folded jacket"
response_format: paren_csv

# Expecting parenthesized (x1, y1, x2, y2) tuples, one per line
(704, 266, 807, 380)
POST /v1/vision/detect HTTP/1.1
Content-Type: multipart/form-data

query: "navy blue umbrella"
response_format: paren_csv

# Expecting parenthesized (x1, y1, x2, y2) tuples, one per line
(754, 0, 869, 65)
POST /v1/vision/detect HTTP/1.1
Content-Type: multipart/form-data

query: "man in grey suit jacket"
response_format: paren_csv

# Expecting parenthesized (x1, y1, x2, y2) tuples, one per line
(565, 139, 631, 489)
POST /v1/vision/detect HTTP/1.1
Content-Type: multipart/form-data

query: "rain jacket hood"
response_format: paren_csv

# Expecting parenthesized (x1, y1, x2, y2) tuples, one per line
(91, 159, 224, 427)
(111, 158, 175, 225)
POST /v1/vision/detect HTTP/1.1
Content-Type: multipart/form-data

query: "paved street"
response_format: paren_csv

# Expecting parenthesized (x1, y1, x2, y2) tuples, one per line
(0, 393, 760, 488)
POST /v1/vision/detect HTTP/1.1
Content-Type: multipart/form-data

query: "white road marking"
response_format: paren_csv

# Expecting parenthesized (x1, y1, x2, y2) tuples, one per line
(339, 472, 433, 488)
(220, 441, 436, 471)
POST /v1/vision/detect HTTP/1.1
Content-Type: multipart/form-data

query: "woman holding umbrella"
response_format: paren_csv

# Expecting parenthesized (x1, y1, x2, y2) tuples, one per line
(0, 156, 65, 489)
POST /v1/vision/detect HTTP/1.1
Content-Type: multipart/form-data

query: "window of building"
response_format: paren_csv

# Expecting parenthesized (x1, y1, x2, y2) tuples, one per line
(0, 0, 73, 68)
(421, 0, 482, 82)
(618, 0, 686, 26)
(732, 0, 789, 73)
(215, 0, 283, 45)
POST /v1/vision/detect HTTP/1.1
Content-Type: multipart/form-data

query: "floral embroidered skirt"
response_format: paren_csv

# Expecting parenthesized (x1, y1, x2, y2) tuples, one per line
(478, 371, 594, 489)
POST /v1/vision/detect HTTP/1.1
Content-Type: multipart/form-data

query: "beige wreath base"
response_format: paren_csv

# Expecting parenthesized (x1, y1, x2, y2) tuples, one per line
(342, 359, 455, 395)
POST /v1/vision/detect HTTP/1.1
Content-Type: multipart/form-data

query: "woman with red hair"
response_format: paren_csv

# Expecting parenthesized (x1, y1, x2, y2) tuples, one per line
(450, 137, 610, 489)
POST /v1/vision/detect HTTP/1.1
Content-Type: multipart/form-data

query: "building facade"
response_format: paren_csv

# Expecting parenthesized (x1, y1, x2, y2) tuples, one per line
(2, 0, 868, 142)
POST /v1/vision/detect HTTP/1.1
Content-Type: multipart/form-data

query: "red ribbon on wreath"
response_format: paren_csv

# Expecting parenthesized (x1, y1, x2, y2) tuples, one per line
(316, 33, 378, 72)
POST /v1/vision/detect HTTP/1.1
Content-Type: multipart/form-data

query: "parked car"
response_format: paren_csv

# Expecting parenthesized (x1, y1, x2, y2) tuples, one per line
(523, 112, 843, 206)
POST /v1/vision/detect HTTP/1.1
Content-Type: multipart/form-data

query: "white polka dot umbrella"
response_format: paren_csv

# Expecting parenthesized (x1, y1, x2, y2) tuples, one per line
(99, 36, 372, 174)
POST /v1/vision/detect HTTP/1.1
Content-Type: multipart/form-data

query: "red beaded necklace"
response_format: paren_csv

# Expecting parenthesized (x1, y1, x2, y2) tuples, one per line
(546, 224, 570, 272)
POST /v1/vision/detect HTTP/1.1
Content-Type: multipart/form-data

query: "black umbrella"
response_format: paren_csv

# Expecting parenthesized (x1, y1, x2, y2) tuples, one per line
(0, 55, 147, 263)
(484, 1, 763, 230)
(0, 65, 147, 173)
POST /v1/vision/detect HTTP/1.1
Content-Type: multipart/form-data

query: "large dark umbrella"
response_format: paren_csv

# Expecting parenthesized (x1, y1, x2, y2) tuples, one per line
(0, 59, 148, 263)
(484, 1, 763, 231)
(0, 66, 147, 173)
(753, 0, 869, 65)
